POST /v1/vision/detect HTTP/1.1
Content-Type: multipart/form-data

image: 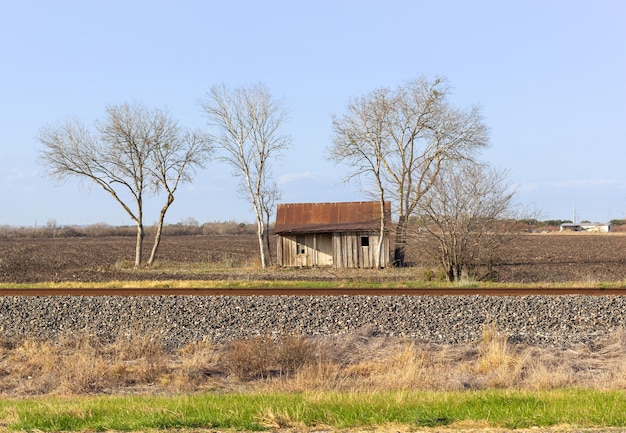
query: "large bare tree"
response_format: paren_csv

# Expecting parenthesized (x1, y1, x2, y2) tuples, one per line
(330, 87, 393, 268)
(331, 77, 489, 266)
(38, 102, 212, 267)
(145, 127, 212, 265)
(200, 83, 290, 268)
(414, 161, 518, 281)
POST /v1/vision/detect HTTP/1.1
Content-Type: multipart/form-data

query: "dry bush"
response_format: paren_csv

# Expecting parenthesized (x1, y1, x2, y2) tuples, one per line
(282, 358, 349, 392)
(3, 339, 60, 394)
(274, 334, 316, 376)
(278, 335, 494, 392)
(222, 334, 316, 381)
(523, 349, 576, 390)
(0, 328, 626, 396)
(0, 332, 173, 395)
(347, 342, 429, 388)
(472, 324, 530, 388)
(272, 330, 459, 392)
(158, 340, 223, 392)
(597, 329, 626, 388)
(206, 251, 253, 268)
(223, 336, 277, 381)
(56, 335, 110, 394)
(107, 332, 171, 386)
(268, 327, 626, 393)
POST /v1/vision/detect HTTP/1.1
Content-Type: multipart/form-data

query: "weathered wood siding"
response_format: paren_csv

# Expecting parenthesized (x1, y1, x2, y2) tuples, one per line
(277, 232, 389, 268)
(277, 233, 333, 267)
(332, 232, 389, 268)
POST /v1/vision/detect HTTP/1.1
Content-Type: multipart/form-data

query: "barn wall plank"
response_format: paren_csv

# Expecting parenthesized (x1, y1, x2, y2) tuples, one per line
(278, 231, 389, 269)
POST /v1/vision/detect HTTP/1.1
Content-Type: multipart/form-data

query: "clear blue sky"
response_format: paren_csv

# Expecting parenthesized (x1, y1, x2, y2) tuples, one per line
(2, 0, 625, 226)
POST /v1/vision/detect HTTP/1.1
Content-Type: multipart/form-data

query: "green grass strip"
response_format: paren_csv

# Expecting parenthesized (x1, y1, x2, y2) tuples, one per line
(2, 389, 626, 432)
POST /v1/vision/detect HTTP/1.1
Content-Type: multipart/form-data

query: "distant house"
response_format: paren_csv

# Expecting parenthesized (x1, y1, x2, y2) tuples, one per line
(274, 201, 391, 268)
(580, 223, 613, 233)
(560, 222, 613, 232)
(559, 223, 582, 232)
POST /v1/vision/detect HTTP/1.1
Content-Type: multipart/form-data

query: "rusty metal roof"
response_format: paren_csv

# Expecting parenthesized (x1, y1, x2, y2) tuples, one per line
(274, 201, 391, 234)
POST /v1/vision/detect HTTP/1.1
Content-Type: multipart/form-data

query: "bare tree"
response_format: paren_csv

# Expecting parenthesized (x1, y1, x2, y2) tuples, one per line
(200, 83, 290, 268)
(414, 161, 518, 281)
(38, 102, 212, 267)
(331, 77, 489, 266)
(146, 127, 213, 265)
(330, 88, 393, 268)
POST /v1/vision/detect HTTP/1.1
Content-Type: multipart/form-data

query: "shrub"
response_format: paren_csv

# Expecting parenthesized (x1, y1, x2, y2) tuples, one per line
(0, 329, 626, 396)
(223, 336, 277, 381)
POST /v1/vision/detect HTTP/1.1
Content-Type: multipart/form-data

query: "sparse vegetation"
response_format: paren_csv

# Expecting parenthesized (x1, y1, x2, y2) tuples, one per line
(0, 328, 626, 431)
(0, 326, 625, 397)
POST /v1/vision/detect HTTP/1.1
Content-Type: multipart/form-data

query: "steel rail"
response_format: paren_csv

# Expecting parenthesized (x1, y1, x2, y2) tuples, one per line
(0, 287, 625, 296)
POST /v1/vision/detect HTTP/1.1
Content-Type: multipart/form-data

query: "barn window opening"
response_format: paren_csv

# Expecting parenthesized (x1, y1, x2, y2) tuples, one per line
(360, 236, 370, 247)
(296, 235, 306, 254)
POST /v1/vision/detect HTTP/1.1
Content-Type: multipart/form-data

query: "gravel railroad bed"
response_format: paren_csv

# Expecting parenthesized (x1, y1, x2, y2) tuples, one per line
(0, 295, 624, 348)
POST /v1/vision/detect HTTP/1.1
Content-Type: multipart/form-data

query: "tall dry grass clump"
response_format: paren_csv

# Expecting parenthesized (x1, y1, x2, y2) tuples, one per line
(222, 334, 316, 381)
(0, 327, 625, 396)
(0, 332, 175, 395)
(473, 324, 530, 388)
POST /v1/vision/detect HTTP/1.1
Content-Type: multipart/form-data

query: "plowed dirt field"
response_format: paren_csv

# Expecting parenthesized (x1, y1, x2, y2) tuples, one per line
(488, 233, 626, 283)
(1, 233, 626, 284)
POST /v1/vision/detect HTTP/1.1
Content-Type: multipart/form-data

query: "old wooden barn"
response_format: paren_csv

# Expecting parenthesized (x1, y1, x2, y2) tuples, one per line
(274, 201, 391, 268)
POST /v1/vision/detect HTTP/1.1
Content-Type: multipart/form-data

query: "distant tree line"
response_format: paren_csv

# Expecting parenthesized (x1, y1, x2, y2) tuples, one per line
(0, 221, 259, 239)
(530, 219, 573, 227)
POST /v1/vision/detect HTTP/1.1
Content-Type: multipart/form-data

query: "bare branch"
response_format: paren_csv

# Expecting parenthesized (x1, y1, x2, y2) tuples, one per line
(414, 161, 518, 281)
(330, 76, 489, 266)
(200, 83, 290, 268)
(38, 102, 213, 267)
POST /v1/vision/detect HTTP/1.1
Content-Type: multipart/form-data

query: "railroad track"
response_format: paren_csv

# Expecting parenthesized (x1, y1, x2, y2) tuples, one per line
(0, 287, 625, 296)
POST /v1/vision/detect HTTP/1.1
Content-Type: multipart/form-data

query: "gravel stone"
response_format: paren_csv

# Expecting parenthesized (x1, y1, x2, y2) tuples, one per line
(0, 295, 624, 348)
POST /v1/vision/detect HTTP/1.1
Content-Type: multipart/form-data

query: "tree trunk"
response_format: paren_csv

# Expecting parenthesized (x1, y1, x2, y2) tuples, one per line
(262, 210, 273, 266)
(446, 265, 455, 282)
(148, 195, 174, 266)
(376, 200, 386, 269)
(251, 202, 267, 269)
(264, 229, 273, 266)
(394, 214, 407, 267)
(257, 219, 267, 269)
(148, 221, 163, 267)
(134, 222, 144, 267)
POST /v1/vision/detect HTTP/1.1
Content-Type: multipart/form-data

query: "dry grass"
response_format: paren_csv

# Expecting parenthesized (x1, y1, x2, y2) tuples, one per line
(0, 327, 625, 396)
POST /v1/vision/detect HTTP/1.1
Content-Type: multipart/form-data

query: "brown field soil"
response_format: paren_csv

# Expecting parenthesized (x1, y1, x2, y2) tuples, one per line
(2, 232, 626, 284)
(0, 235, 258, 283)
(480, 233, 626, 283)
